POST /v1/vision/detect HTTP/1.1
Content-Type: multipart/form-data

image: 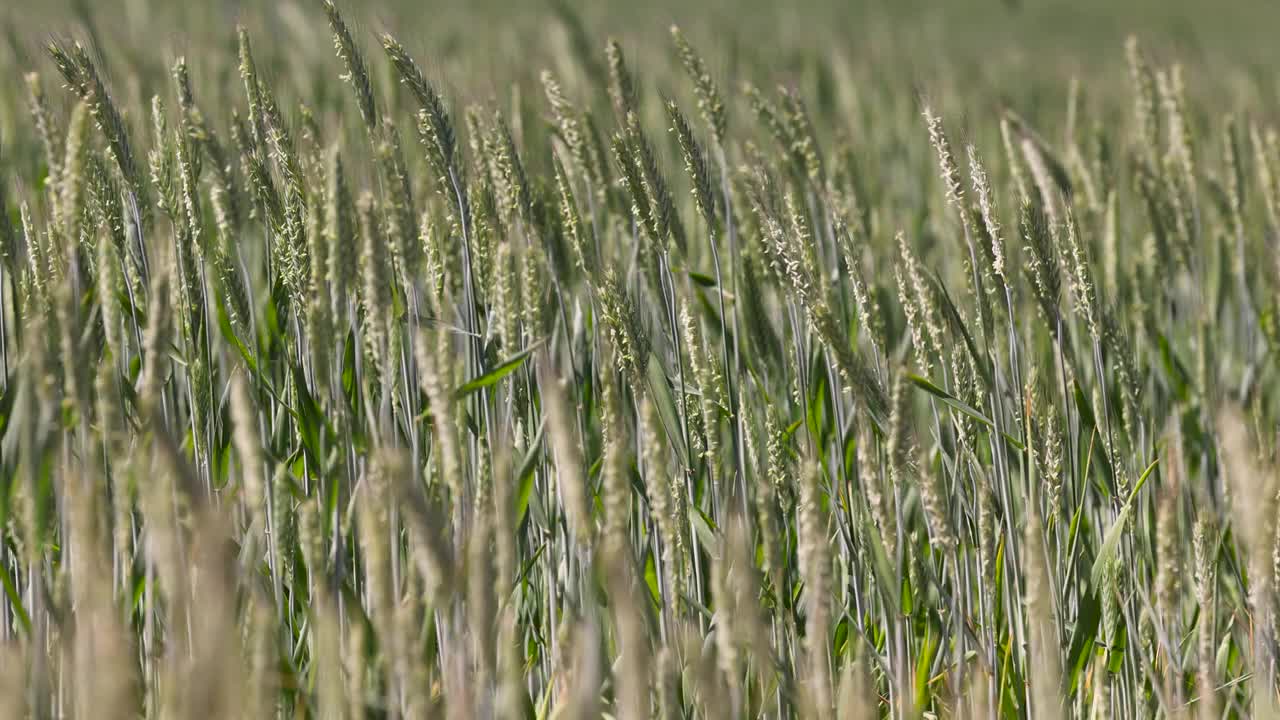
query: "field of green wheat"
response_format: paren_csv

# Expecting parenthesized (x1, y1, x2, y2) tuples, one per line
(2, 0, 1280, 717)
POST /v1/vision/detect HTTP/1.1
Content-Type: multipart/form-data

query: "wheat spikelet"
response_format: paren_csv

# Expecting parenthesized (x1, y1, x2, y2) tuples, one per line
(670, 25, 726, 148)
(323, 1, 378, 131)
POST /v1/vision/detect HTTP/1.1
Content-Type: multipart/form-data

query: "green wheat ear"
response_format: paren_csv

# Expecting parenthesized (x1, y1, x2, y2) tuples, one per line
(605, 38, 638, 120)
(48, 41, 148, 221)
(324, 1, 378, 132)
(670, 25, 726, 149)
(666, 98, 716, 229)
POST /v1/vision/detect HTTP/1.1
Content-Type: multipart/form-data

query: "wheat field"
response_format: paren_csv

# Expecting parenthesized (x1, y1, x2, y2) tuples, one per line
(0, 1, 1278, 718)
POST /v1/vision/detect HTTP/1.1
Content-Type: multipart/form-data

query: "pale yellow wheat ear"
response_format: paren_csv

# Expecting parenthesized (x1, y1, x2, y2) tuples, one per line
(1217, 406, 1280, 716)
(65, 467, 137, 720)
(797, 459, 833, 719)
(967, 143, 1008, 290)
(598, 338, 631, 556)
(229, 372, 267, 550)
(1192, 508, 1218, 720)
(641, 391, 688, 609)
(1153, 475, 1182, 706)
(922, 104, 967, 227)
(718, 513, 772, 705)
(559, 619, 604, 719)
(1025, 500, 1064, 720)
(603, 510, 651, 720)
(1126, 35, 1160, 157)
(0, 640, 32, 718)
(537, 351, 593, 546)
(137, 260, 172, 421)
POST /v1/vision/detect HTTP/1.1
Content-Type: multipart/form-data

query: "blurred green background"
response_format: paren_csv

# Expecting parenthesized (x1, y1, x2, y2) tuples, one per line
(6, 1, 1280, 94)
(3, 0, 1278, 174)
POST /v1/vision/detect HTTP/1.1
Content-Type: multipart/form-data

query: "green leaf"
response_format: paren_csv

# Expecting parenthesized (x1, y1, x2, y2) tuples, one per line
(688, 271, 717, 287)
(455, 342, 540, 398)
(0, 380, 14, 440)
(1090, 458, 1157, 587)
(644, 551, 661, 609)
(0, 560, 29, 633)
(1090, 505, 1131, 588)
(1066, 591, 1101, 693)
(915, 622, 940, 709)
(645, 352, 687, 463)
(865, 517, 899, 612)
(908, 374, 1025, 451)
(805, 358, 829, 447)
(516, 543, 547, 587)
(1156, 332, 1193, 402)
(931, 272, 993, 387)
(290, 361, 330, 467)
(215, 293, 256, 374)
(1106, 613, 1128, 672)
(514, 424, 544, 528)
(690, 507, 720, 560)
(832, 616, 851, 658)
(1073, 382, 1097, 433)
(901, 569, 914, 617)
(341, 330, 359, 409)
